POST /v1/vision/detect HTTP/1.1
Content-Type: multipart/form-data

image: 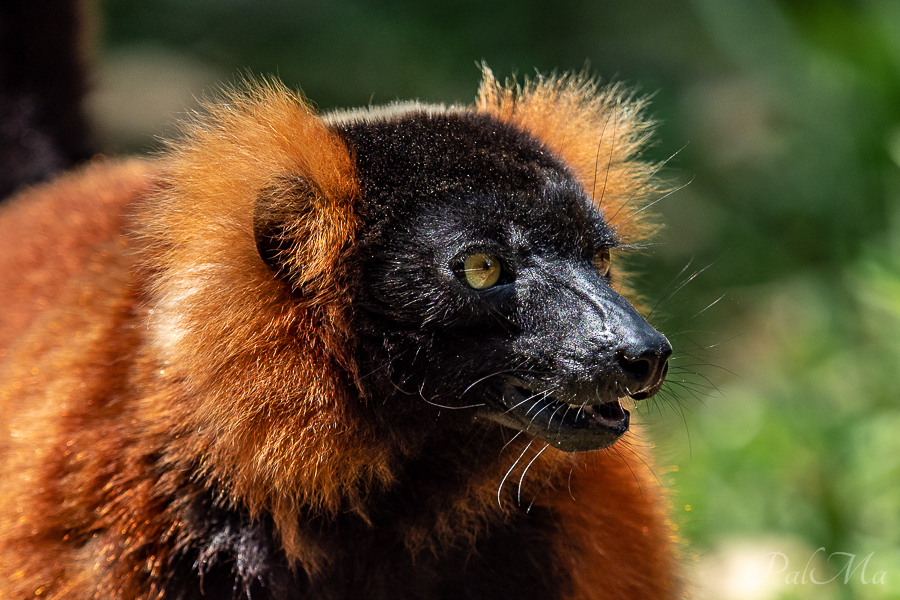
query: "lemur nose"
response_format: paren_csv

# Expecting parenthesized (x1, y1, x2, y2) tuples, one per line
(616, 339, 672, 400)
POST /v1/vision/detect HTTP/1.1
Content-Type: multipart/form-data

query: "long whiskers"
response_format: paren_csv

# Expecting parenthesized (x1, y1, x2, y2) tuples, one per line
(501, 430, 525, 453)
(525, 391, 554, 419)
(517, 443, 549, 506)
(647, 258, 718, 320)
(617, 176, 695, 228)
(417, 382, 486, 410)
(692, 291, 728, 320)
(497, 439, 534, 508)
(461, 362, 531, 396)
(526, 448, 567, 513)
(502, 388, 549, 416)
(593, 98, 618, 209)
(607, 143, 689, 225)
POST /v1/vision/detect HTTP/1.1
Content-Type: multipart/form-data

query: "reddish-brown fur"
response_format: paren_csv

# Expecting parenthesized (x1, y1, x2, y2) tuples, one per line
(0, 74, 680, 598)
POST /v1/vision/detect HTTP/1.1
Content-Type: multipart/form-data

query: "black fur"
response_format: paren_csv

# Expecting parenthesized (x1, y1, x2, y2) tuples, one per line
(336, 112, 670, 452)
(162, 455, 561, 600)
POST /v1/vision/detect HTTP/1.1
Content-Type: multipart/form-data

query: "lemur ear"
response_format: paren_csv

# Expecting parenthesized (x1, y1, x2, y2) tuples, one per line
(254, 175, 318, 288)
(254, 174, 354, 295)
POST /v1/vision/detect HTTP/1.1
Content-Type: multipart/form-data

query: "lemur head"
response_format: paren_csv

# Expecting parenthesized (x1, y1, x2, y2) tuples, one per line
(338, 110, 669, 452)
(255, 103, 670, 453)
(147, 71, 670, 528)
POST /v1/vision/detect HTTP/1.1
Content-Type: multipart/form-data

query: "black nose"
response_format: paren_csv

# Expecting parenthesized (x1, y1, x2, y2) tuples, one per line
(616, 337, 672, 400)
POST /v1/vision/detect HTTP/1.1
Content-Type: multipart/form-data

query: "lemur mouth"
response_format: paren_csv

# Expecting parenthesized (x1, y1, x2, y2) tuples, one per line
(481, 384, 631, 452)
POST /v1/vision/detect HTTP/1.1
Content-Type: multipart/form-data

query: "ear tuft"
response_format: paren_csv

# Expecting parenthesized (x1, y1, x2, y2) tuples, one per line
(476, 65, 663, 245)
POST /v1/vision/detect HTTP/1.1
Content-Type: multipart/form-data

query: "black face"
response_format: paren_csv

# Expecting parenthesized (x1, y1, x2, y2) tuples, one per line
(337, 112, 670, 453)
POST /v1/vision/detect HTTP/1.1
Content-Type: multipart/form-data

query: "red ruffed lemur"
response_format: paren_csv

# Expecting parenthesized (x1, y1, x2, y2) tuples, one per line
(0, 68, 682, 598)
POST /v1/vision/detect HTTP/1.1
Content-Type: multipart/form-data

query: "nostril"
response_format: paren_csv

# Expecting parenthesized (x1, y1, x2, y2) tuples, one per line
(616, 348, 670, 399)
(616, 351, 651, 383)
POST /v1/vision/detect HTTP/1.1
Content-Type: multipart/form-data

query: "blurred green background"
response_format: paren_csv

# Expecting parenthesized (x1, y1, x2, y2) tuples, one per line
(91, 0, 900, 597)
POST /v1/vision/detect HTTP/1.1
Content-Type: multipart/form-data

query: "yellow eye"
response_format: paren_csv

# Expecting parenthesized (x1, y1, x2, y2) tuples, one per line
(594, 249, 611, 277)
(462, 253, 502, 289)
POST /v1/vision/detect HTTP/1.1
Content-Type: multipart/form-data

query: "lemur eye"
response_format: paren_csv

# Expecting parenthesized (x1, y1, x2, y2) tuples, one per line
(594, 249, 611, 277)
(461, 253, 502, 289)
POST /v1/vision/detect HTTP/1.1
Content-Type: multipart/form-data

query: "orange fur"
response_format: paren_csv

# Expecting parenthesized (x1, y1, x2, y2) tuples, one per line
(0, 73, 682, 598)
(476, 67, 661, 242)
(547, 446, 680, 599)
(0, 159, 155, 348)
(133, 82, 394, 565)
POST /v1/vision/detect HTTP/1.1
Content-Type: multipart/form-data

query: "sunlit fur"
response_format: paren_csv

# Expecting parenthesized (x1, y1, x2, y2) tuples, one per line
(0, 71, 680, 598)
(477, 67, 660, 239)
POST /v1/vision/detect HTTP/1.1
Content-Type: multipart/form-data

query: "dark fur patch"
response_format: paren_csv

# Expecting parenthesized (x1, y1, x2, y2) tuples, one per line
(334, 111, 663, 451)
(0, 0, 94, 198)
(164, 497, 301, 600)
(162, 470, 560, 600)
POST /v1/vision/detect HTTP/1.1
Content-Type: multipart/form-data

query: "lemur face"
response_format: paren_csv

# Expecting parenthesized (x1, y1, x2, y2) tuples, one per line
(338, 111, 670, 452)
